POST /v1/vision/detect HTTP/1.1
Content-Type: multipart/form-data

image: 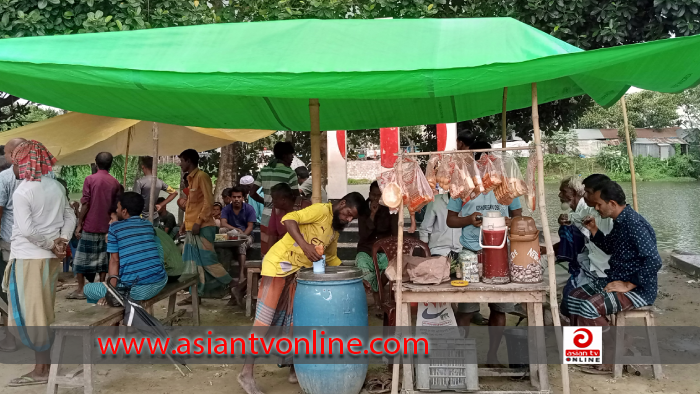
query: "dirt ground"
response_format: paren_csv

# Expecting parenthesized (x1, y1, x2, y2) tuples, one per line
(1, 250, 698, 394)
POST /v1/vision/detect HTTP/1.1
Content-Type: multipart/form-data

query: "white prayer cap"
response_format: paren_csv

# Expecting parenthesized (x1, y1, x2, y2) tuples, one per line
(240, 175, 254, 185)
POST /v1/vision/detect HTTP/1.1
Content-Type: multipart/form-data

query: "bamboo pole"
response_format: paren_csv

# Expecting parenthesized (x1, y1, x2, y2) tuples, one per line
(501, 87, 508, 148)
(148, 122, 159, 223)
(390, 157, 405, 394)
(309, 99, 322, 204)
(123, 126, 133, 187)
(621, 96, 639, 211)
(531, 83, 570, 394)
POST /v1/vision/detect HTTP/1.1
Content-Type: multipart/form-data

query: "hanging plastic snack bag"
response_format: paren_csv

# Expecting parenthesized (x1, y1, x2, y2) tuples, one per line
(454, 155, 476, 201)
(505, 155, 528, 198)
(396, 157, 434, 233)
(425, 154, 440, 191)
(463, 156, 476, 195)
(449, 156, 468, 201)
(525, 151, 537, 212)
(435, 154, 455, 190)
(494, 153, 516, 205)
(449, 155, 466, 200)
(466, 154, 485, 200)
(400, 157, 434, 214)
(479, 153, 503, 194)
(494, 178, 514, 206)
(462, 154, 479, 201)
(376, 169, 401, 214)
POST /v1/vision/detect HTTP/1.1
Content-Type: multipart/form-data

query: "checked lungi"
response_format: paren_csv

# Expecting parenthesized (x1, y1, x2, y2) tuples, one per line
(83, 275, 168, 303)
(254, 274, 297, 328)
(73, 231, 109, 274)
(183, 226, 232, 298)
(567, 280, 637, 326)
(3, 258, 61, 351)
(355, 251, 388, 293)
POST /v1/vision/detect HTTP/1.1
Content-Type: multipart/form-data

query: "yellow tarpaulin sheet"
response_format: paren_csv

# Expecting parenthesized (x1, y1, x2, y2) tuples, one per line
(0, 112, 275, 165)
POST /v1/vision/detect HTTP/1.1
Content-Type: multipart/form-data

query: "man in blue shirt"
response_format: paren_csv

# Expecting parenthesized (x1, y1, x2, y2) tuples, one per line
(83, 192, 167, 305)
(568, 180, 661, 373)
(570, 181, 661, 312)
(220, 186, 257, 306)
(446, 137, 522, 366)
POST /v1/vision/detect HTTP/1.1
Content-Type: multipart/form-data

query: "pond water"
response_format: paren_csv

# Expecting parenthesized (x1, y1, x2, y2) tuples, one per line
(539, 181, 700, 254)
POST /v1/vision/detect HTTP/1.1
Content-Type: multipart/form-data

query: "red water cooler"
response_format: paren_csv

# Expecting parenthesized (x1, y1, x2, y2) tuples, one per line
(479, 211, 510, 284)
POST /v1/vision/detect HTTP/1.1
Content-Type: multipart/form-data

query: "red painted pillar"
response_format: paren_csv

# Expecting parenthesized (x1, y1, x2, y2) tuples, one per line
(437, 123, 458, 151)
(380, 127, 399, 168)
(436, 124, 447, 151)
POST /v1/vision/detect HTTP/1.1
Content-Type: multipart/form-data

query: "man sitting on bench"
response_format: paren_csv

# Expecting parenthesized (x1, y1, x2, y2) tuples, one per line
(83, 192, 167, 305)
(568, 180, 661, 374)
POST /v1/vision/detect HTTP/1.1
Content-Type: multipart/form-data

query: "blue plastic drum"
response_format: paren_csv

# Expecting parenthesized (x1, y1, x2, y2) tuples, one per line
(293, 266, 368, 394)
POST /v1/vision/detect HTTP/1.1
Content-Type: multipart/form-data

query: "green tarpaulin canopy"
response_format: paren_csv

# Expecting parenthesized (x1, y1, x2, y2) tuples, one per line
(0, 17, 699, 131)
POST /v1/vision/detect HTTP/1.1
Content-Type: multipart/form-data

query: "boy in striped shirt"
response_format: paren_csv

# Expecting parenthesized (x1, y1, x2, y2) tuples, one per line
(83, 192, 167, 304)
(250, 142, 299, 255)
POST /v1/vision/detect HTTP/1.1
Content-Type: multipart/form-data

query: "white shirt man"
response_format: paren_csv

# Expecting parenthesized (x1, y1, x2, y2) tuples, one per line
(11, 176, 76, 260)
(3, 138, 76, 386)
(568, 198, 614, 286)
(419, 193, 462, 257)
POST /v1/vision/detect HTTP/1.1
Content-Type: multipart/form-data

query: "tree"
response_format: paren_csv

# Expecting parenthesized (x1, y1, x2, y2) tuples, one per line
(542, 128, 580, 155)
(679, 86, 700, 128)
(0, 104, 60, 131)
(213, 142, 239, 202)
(0, 0, 215, 125)
(578, 90, 683, 141)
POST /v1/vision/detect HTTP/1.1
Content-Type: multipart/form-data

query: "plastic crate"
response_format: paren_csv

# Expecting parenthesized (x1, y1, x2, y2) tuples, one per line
(415, 338, 478, 391)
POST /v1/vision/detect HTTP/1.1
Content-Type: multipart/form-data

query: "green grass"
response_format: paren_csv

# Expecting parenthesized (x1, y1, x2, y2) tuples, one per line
(348, 178, 373, 185)
(58, 159, 183, 193)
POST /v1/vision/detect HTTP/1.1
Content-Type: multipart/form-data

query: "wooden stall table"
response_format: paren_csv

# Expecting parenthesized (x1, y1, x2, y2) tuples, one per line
(397, 281, 551, 394)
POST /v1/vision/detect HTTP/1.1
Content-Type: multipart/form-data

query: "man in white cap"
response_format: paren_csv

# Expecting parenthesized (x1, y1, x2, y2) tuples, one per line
(239, 175, 263, 224)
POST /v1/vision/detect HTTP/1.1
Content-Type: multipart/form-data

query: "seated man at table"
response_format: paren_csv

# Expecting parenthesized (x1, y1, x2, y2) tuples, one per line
(568, 181, 661, 373)
(446, 139, 522, 366)
(355, 181, 398, 307)
(83, 192, 167, 305)
(220, 186, 256, 306)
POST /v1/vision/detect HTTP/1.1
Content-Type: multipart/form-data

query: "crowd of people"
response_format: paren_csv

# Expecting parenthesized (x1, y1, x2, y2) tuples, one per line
(0, 132, 663, 389)
(0, 138, 333, 387)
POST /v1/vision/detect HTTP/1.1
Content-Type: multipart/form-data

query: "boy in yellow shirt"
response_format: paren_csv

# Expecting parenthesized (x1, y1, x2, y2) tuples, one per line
(238, 192, 368, 394)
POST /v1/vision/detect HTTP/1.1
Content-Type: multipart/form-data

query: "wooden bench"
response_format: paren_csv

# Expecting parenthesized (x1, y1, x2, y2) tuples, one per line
(47, 274, 200, 394)
(245, 261, 261, 317)
(613, 306, 663, 379)
(141, 273, 200, 326)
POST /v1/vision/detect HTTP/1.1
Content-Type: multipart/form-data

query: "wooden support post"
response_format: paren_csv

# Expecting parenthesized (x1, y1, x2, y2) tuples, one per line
(531, 83, 570, 394)
(309, 99, 322, 204)
(391, 158, 405, 394)
(621, 96, 639, 211)
(148, 122, 159, 223)
(123, 126, 133, 187)
(501, 87, 508, 148)
(178, 168, 185, 227)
